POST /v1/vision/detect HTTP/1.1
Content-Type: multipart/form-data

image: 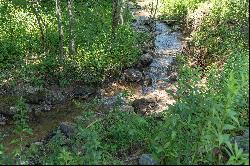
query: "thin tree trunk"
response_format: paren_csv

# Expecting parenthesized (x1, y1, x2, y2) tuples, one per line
(31, 0, 46, 51)
(55, 0, 64, 63)
(112, 0, 119, 36)
(153, 0, 159, 19)
(112, 0, 124, 36)
(119, 0, 124, 25)
(68, 0, 76, 56)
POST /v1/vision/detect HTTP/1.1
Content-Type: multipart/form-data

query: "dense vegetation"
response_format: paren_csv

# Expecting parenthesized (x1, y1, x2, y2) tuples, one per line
(0, 0, 146, 86)
(0, 0, 249, 165)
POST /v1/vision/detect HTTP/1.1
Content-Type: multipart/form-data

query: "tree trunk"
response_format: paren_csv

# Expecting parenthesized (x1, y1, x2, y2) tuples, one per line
(112, 0, 124, 36)
(119, 0, 124, 25)
(68, 0, 76, 56)
(30, 0, 46, 51)
(153, 0, 159, 19)
(55, 0, 64, 63)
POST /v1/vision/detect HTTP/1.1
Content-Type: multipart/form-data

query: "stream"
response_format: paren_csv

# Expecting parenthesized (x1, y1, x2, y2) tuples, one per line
(0, 0, 183, 154)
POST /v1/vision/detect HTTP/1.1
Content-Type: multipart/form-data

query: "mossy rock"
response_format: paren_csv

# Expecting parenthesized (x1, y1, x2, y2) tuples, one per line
(0, 95, 19, 116)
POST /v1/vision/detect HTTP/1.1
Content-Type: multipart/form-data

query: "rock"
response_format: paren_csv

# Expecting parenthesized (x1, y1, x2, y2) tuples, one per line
(231, 129, 249, 153)
(124, 69, 143, 82)
(47, 90, 66, 105)
(172, 25, 181, 31)
(243, 129, 249, 138)
(33, 142, 43, 146)
(168, 72, 178, 82)
(59, 122, 75, 138)
(72, 86, 97, 99)
(99, 93, 128, 111)
(0, 95, 19, 116)
(29, 102, 52, 113)
(139, 154, 158, 165)
(140, 53, 153, 67)
(24, 89, 46, 104)
(132, 97, 158, 115)
(0, 114, 7, 125)
(143, 73, 153, 86)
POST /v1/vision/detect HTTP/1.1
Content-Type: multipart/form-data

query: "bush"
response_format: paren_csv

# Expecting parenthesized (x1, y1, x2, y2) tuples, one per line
(152, 0, 249, 164)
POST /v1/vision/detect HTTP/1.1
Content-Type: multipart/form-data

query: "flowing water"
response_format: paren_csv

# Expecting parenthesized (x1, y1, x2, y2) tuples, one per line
(1, 0, 183, 153)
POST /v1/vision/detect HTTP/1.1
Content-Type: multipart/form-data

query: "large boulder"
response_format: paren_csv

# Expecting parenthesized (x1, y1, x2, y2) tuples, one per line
(124, 69, 143, 83)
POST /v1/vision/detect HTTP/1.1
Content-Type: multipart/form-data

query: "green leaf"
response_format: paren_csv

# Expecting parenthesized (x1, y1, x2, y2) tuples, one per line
(223, 124, 236, 130)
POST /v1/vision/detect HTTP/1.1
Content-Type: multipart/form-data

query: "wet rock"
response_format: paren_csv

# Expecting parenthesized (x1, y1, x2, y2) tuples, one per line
(0, 114, 7, 125)
(132, 97, 158, 115)
(139, 154, 158, 165)
(231, 129, 249, 153)
(99, 93, 128, 111)
(72, 86, 97, 99)
(0, 95, 19, 116)
(124, 69, 143, 82)
(155, 22, 171, 34)
(140, 53, 153, 67)
(59, 122, 75, 138)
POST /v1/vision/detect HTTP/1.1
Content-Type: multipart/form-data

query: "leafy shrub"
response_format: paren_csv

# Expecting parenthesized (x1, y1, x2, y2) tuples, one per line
(151, 0, 249, 165)
(160, 0, 207, 21)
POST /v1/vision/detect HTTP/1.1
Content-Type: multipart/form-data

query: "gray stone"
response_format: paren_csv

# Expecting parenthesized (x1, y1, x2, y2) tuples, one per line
(169, 72, 178, 82)
(231, 129, 249, 153)
(139, 154, 158, 165)
(72, 86, 97, 99)
(47, 90, 66, 105)
(243, 129, 249, 138)
(29, 103, 52, 113)
(132, 97, 158, 115)
(99, 93, 128, 111)
(59, 122, 75, 138)
(0, 114, 7, 125)
(33, 142, 43, 146)
(140, 53, 153, 67)
(143, 73, 153, 86)
(124, 69, 143, 82)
